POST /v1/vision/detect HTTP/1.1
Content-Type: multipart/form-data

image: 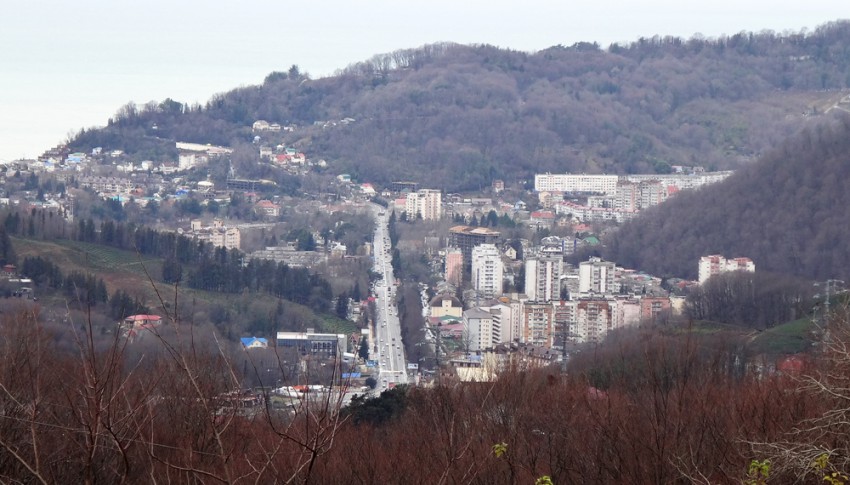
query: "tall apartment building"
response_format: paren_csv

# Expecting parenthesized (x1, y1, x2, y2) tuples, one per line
(615, 181, 639, 212)
(506, 294, 527, 345)
(552, 300, 577, 349)
(534, 173, 619, 194)
(615, 181, 669, 211)
(578, 257, 617, 296)
(574, 299, 614, 343)
(449, 225, 501, 267)
(471, 244, 504, 299)
(478, 303, 512, 344)
(405, 189, 442, 220)
(444, 248, 464, 287)
(698, 255, 755, 284)
(463, 308, 495, 352)
(521, 302, 555, 347)
(525, 254, 563, 303)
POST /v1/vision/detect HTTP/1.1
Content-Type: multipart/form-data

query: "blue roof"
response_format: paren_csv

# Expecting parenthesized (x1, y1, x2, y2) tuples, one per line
(240, 337, 268, 347)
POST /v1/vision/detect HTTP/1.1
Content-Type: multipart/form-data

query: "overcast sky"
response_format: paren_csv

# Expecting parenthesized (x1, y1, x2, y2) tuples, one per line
(1, 0, 847, 161)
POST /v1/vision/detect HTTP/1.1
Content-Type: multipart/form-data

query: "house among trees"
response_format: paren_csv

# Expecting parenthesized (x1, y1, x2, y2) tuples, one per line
(2, 264, 16, 278)
(255, 200, 282, 217)
(240, 337, 269, 349)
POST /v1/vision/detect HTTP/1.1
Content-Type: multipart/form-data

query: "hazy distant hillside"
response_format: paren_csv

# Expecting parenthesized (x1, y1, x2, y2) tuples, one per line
(605, 112, 850, 281)
(70, 21, 850, 191)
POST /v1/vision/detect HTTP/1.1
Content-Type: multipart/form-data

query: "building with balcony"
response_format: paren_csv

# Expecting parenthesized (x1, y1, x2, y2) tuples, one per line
(471, 244, 503, 299)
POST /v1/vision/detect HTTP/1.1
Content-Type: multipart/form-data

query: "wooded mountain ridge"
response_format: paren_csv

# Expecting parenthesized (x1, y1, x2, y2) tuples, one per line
(605, 113, 850, 282)
(70, 21, 850, 191)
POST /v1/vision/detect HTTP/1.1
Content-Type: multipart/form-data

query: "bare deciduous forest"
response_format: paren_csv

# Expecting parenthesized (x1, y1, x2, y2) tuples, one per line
(4, 303, 850, 483)
(605, 113, 850, 281)
(70, 21, 850, 191)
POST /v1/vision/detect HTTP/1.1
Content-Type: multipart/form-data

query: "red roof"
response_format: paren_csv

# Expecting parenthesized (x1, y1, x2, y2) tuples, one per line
(777, 355, 806, 375)
(126, 315, 162, 322)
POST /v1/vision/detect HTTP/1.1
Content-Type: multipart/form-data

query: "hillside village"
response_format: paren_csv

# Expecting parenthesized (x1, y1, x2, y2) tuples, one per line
(7, 21, 850, 483)
(0, 118, 762, 385)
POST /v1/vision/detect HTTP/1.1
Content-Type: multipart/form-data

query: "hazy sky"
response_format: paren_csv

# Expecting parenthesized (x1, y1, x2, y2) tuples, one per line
(1, 0, 847, 161)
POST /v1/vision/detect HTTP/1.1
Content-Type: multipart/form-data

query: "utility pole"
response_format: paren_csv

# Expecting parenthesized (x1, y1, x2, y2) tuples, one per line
(816, 279, 846, 325)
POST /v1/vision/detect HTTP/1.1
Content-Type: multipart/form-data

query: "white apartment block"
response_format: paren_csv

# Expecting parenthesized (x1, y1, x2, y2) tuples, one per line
(478, 302, 516, 344)
(471, 244, 504, 299)
(405, 189, 443, 220)
(525, 254, 563, 303)
(189, 219, 241, 251)
(463, 308, 495, 352)
(508, 295, 527, 345)
(207, 227, 241, 251)
(624, 171, 733, 191)
(579, 257, 617, 296)
(698, 255, 755, 284)
(534, 174, 619, 194)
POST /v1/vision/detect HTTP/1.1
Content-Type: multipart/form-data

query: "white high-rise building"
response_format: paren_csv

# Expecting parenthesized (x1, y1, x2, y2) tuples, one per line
(479, 302, 513, 344)
(463, 308, 495, 352)
(405, 189, 442, 220)
(525, 255, 563, 302)
(578, 257, 617, 296)
(471, 244, 504, 299)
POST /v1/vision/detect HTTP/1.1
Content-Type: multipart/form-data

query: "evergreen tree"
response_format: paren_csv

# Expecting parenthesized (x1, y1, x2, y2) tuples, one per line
(358, 336, 370, 361)
(0, 225, 15, 266)
(335, 291, 349, 319)
(352, 280, 362, 302)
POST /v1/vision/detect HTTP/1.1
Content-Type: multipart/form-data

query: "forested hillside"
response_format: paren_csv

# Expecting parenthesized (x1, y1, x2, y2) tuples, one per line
(605, 113, 850, 281)
(70, 21, 850, 191)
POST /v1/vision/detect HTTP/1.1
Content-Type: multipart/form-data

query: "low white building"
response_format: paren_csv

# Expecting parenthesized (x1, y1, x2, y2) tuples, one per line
(698, 255, 755, 284)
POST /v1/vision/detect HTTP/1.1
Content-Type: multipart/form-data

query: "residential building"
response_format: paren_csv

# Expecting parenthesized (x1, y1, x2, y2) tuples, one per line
(534, 173, 618, 194)
(405, 189, 442, 220)
(698, 255, 755, 284)
(640, 296, 672, 322)
(463, 308, 496, 352)
(448, 225, 501, 267)
(208, 227, 241, 251)
(579, 257, 617, 296)
(552, 300, 577, 349)
(471, 244, 504, 299)
(525, 254, 563, 303)
(521, 302, 555, 347)
(255, 199, 282, 217)
(482, 302, 513, 343)
(176, 142, 232, 170)
(189, 219, 241, 251)
(276, 331, 346, 357)
(444, 248, 464, 286)
(240, 337, 269, 349)
(574, 299, 614, 343)
(506, 294, 528, 344)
